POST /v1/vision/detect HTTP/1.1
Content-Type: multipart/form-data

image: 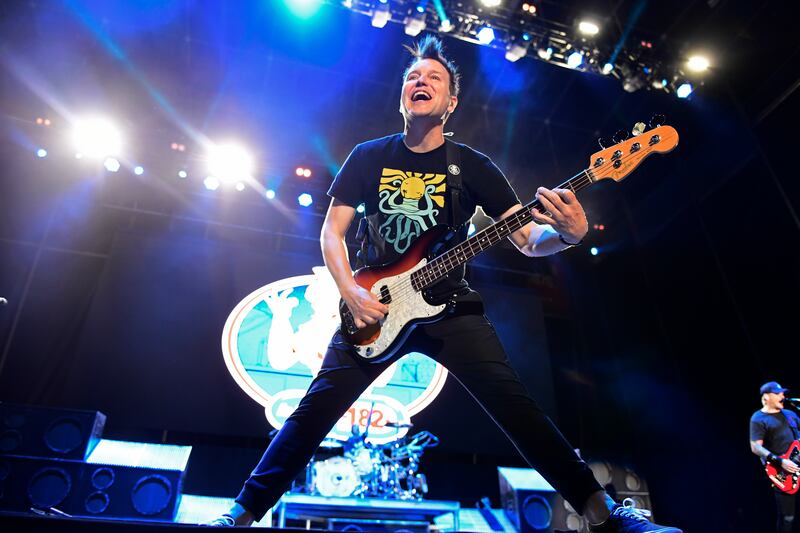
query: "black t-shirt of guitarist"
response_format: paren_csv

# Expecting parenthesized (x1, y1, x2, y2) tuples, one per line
(328, 134, 519, 303)
(750, 409, 800, 463)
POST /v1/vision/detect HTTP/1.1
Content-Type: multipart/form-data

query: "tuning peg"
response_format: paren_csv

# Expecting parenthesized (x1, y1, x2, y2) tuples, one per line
(649, 113, 665, 128)
(612, 129, 628, 144)
(631, 122, 646, 136)
(597, 137, 608, 149)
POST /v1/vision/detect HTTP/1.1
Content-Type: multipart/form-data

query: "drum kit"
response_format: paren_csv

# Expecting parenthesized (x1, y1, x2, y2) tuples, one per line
(304, 421, 439, 501)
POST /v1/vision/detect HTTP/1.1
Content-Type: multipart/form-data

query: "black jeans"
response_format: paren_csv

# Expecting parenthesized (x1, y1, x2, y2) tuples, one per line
(776, 488, 800, 533)
(236, 310, 602, 520)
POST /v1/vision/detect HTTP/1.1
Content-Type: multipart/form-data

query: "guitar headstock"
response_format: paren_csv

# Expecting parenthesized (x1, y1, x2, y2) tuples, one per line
(588, 122, 679, 183)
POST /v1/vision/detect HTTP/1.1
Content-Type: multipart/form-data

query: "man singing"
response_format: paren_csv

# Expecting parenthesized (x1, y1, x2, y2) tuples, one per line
(209, 36, 681, 533)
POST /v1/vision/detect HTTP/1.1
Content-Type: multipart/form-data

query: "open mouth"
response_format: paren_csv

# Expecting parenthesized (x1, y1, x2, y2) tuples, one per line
(411, 91, 432, 102)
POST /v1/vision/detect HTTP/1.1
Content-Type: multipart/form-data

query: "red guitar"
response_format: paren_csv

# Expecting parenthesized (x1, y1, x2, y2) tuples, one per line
(339, 123, 679, 362)
(767, 441, 800, 494)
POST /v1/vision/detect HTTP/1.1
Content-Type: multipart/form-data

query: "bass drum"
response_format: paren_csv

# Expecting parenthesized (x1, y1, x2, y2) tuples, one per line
(310, 456, 360, 497)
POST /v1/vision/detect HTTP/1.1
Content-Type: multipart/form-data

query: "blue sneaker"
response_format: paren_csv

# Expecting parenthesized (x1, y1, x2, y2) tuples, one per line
(588, 498, 682, 533)
(203, 514, 236, 527)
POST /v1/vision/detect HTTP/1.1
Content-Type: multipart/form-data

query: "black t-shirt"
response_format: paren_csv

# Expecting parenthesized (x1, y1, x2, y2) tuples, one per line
(750, 409, 800, 462)
(328, 133, 519, 300)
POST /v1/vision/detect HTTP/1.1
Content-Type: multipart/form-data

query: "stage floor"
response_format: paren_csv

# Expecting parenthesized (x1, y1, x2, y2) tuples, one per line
(175, 493, 517, 531)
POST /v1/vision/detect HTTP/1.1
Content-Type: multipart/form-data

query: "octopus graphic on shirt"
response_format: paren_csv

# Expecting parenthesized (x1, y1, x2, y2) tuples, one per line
(378, 168, 447, 254)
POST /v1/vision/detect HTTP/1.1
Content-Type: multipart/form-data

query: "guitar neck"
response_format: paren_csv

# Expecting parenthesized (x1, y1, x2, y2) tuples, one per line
(411, 168, 596, 291)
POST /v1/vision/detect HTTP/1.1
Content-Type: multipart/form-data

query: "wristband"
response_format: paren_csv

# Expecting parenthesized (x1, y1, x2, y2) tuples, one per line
(767, 453, 782, 467)
(558, 234, 583, 247)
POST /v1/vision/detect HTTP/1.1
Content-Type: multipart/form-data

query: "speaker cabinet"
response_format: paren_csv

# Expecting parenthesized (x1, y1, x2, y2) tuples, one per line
(0, 403, 105, 460)
(0, 455, 184, 521)
(499, 462, 654, 533)
(587, 460, 653, 519)
(498, 467, 561, 532)
(0, 455, 82, 513)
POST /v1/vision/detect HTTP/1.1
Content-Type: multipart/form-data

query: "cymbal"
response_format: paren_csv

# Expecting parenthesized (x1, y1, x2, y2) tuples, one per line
(319, 437, 345, 448)
(385, 421, 414, 428)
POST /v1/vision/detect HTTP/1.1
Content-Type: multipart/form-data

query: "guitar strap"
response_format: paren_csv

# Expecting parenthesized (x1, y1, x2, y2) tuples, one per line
(445, 139, 465, 230)
(782, 410, 800, 441)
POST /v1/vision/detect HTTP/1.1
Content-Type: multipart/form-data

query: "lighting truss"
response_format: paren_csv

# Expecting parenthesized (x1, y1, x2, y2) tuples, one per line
(329, 0, 703, 97)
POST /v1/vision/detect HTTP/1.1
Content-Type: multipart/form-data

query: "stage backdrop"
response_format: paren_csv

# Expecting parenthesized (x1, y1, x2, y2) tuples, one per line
(0, 182, 556, 458)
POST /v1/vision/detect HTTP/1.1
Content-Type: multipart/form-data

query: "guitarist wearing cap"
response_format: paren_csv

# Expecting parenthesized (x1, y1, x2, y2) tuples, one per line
(750, 381, 800, 532)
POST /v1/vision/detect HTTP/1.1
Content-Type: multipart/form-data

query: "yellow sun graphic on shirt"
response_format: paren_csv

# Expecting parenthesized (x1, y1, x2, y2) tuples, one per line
(378, 169, 446, 207)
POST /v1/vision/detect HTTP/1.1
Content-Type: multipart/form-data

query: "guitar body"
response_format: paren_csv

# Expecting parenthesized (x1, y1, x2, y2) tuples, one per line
(339, 225, 454, 363)
(767, 440, 800, 494)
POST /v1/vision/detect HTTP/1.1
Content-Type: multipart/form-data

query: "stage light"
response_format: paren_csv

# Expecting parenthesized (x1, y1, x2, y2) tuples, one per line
(522, 3, 537, 14)
(480, 0, 502, 7)
(36, 148, 47, 158)
(687, 55, 710, 72)
(505, 42, 529, 62)
(134, 165, 144, 175)
(590, 247, 599, 256)
(104, 158, 121, 172)
(602, 63, 614, 75)
(296, 167, 304, 176)
(477, 27, 495, 45)
(468, 223, 476, 236)
(265, 189, 276, 199)
(440, 18, 454, 32)
(567, 51, 584, 68)
(71, 117, 122, 159)
(284, 0, 323, 18)
(371, 2, 391, 28)
(207, 142, 254, 183)
(405, 11, 426, 36)
(578, 21, 600, 35)
(235, 182, 245, 192)
(537, 46, 553, 60)
(204, 176, 221, 191)
(356, 203, 365, 213)
(303, 168, 312, 178)
(676, 83, 693, 99)
(178, 170, 188, 179)
(622, 72, 645, 92)
(297, 193, 313, 207)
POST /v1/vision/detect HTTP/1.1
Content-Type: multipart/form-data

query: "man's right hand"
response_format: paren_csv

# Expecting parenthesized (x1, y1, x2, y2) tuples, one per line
(342, 285, 389, 329)
(782, 458, 800, 474)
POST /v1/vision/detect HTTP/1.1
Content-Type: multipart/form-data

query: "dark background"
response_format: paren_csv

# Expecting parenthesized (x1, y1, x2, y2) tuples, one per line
(1, 1, 798, 531)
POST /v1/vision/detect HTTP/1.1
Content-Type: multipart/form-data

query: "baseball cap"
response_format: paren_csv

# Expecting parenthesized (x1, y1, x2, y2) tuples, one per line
(760, 381, 789, 395)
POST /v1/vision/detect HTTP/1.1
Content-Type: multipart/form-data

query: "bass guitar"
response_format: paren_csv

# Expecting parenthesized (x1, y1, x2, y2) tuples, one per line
(339, 121, 679, 362)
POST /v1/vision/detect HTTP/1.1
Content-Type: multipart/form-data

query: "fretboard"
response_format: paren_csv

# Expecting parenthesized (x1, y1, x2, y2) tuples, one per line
(410, 168, 596, 292)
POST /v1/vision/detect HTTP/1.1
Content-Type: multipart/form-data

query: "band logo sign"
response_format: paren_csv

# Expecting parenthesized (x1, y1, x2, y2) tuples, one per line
(221, 267, 448, 444)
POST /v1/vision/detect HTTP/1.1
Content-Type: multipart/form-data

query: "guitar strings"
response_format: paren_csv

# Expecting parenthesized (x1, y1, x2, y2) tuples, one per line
(354, 172, 592, 317)
(345, 130, 675, 326)
(392, 130, 676, 299)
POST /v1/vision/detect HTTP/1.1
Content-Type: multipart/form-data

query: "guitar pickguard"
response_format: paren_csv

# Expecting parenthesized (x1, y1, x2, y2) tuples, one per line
(354, 258, 447, 362)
